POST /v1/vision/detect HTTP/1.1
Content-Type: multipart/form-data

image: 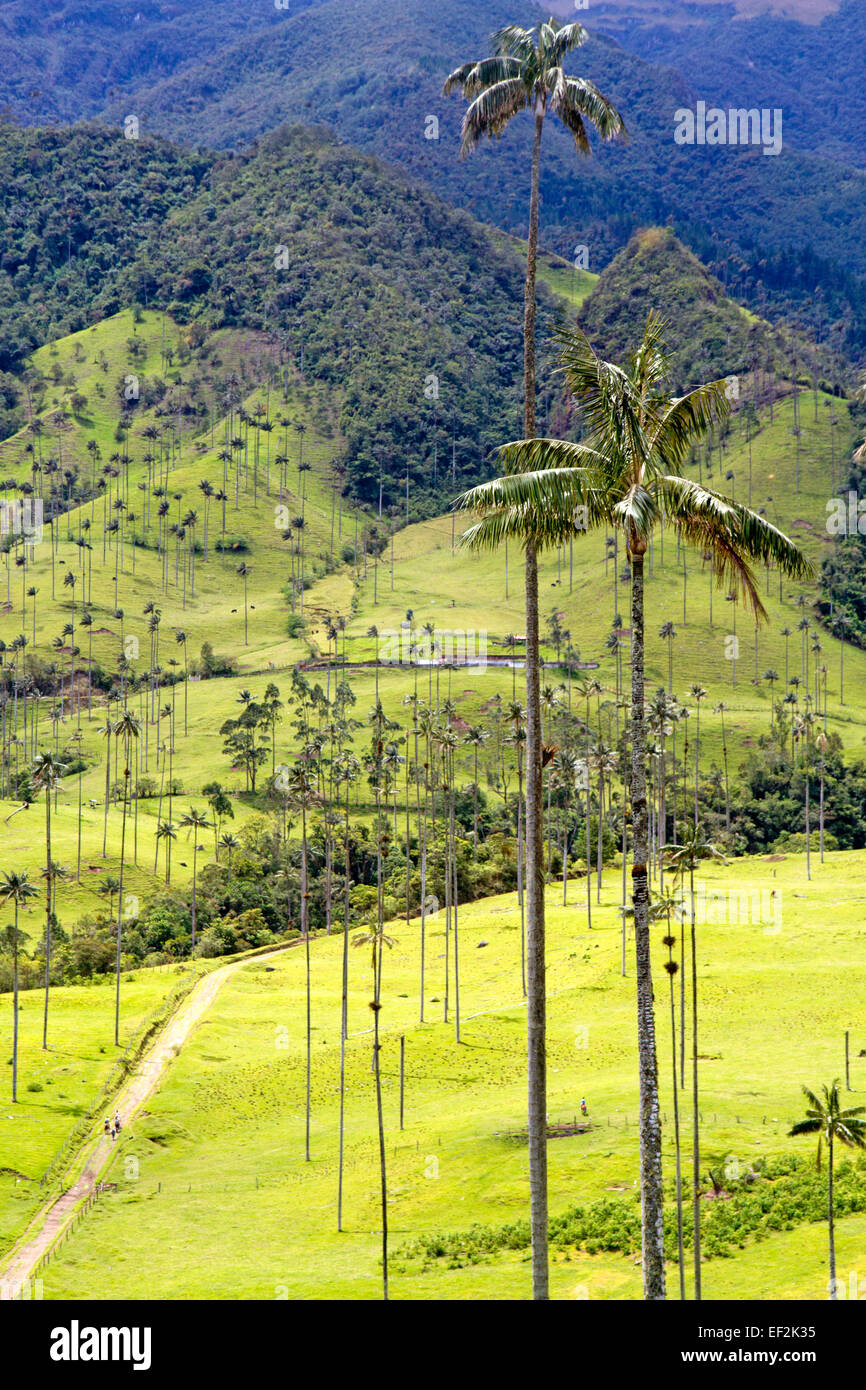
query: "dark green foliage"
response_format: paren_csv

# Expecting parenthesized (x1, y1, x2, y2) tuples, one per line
(400, 1152, 866, 1269)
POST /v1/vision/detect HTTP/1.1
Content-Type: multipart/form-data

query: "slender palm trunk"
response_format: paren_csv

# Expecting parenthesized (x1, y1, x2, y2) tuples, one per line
(828, 1133, 836, 1298)
(690, 862, 701, 1299)
(630, 547, 666, 1299)
(337, 780, 351, 1230)
(12, 906, 19, 1102)
(114, 750, 129, 1047)
(667, 951, 686, 1299)
(302, 798, 311, 1162)
(42, 788, 52, 1050)
(522, 101, 549, 1302)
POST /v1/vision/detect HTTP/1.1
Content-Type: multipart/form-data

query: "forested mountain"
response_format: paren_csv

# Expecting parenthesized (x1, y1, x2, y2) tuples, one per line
(0, 121, 556, 510)
(583, 0, 865, 165)
(98, 0, 866, 355)
(578, 227, 846, 394)
(0, 0, 324, 123)
(2, 0, 865, 360)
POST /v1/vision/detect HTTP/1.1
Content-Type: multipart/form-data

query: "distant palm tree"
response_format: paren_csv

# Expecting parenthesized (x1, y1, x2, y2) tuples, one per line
(32, 750, 65, 1050)
(789, 1082, 866, 1298)
(688, 684, 707, 827)
(113, 710, 140, 1045)
(179, 808, 211, 948)
(657, 899, 685, 1300)
(155, 820, 176, 885)
(220, 831, 240, 879)
(0, 870, 37, 1101)
(659, 621, 677, 694)
(463, 724, 489, 846)
(236, 562, 252, 645)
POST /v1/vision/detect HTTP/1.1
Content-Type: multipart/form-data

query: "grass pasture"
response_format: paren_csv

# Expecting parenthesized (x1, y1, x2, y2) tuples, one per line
(20, 848, 866, 1300)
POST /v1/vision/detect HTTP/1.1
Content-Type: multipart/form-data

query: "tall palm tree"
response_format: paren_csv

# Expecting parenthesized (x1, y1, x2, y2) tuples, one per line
(459, 314, 813, 1299)
(237, 562, 252, 645)
(32, 750, 65, 1050)
(790, 1082, 866, 1298)
(179, 807, 211, 949)
(0, 870, 37, 1101)
(445, 28, 623, 1300)
(113, 710, 140, 1045)
(688, 683, 707, 826)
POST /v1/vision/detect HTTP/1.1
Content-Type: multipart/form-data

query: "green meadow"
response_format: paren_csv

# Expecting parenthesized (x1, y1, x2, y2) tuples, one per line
(26, 849, 866, 1300)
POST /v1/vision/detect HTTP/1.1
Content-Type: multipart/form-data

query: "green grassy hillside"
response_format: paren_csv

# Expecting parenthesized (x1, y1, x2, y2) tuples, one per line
(21, 849, 866, 1300)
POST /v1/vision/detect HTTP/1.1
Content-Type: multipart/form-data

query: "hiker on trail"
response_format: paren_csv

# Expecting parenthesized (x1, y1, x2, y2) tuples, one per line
(110, 1126, 116, 1141)
(115, 1114, 122, 1133)
(104, 1118, 111, 1135)
(580, 1098, 588, 1117)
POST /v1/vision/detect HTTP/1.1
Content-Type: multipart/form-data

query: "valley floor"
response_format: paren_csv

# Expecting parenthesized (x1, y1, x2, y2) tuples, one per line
(4, 850, 864, 1299)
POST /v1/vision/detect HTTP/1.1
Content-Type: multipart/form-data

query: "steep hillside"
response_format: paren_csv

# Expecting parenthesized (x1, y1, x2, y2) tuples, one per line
(576, 227, 845, 393)
(0, 122, 561, 510)
(101, 0, 866, 353)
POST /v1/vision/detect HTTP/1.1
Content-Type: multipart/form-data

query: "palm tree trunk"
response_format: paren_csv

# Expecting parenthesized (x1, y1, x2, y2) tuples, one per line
(42, 787, 51, 1050)
(668, 954, 685, 1299)
(114, 755, 129, 1047)
(12, 907, 19, 1103)
(690, 862, 701, 1299)
(302, 797, 311, 1163)
(338, 781, 351, 1230)
(525, 542, 549, 1301)
(828, 1132, 836, 1298)
(630, 547, 666, 1299)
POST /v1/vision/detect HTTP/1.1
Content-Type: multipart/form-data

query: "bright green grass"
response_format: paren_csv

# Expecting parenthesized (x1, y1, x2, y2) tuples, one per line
(0, 959, 212, 1256)
(33, 847, 866, 1300)
(3, 339, 864, 937)
(488, 228, 598, 310)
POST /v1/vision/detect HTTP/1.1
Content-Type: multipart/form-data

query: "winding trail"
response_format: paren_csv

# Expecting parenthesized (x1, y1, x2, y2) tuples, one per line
(0, 947, 287, 1296)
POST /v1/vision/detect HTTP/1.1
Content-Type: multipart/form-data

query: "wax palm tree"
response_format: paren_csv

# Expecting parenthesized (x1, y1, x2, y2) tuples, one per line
(659, 621, 677, 695)
(656, 897, 685, 1300)
(236, 562, 252, 645)
(463, 724, 489, 846)
(0, 870, 37, 1101)
(179, 807, 211, 948)
(688, 683, 707, 827)
(155, 819, 176, 885)
(789, 1083, 866, 1298)
(459, 314, 813, 1300)
(220, 831, 240, 880)
(662, 824, 725, 1300)
(112, 710, 140, 1045)
(444, 18, 624, 459)
(32, 750, 65, 1050)
(287, 760, 317, 1163)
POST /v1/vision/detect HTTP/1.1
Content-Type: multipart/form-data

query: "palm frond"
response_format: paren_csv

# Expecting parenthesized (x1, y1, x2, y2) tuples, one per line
(548, 21, 589, 66)
(442, 55, 522, 98)
(491, 24, 537, 61)
(652, 380, 731, 468)
(556, 76, 626, 144)
(456, 467, 606, 551)
(659, 476, 814, 619)
(460, 79, 530, 151)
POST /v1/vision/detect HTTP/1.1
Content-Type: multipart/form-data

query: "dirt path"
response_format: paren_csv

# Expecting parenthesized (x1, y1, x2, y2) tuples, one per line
(0, 947, 287, 1296)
